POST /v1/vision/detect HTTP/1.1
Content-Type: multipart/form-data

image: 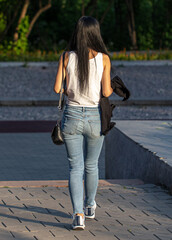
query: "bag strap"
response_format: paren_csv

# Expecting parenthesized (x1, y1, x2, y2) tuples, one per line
(58, 51, 66, 110)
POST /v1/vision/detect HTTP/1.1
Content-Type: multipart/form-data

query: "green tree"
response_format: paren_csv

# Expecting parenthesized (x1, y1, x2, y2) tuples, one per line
(0, 0, 172, 52)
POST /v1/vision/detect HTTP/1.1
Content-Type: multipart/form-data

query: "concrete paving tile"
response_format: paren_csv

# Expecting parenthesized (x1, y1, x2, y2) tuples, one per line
(0, 206, 15, 215)
(0, 215, 25, 228)
(152, 194, 172, 201)
(0, 230, 14, 240)
(27, 212, 58, 223)
(152, 235, 172, 240)
(130, 232, 157, 240)
(18, 221, 47, 232)
(111, 231, 136, 240)
(152, 229, 172, 235)
(2, 201, 41, 211)
(72, 233, 96, 240)
(94, 222, 123, 233)
(10, 231, 39, 240)
(166, 227, 172, 232)
(1, 198, 27, 207)
(0, 223, 27, 232)
(0, 229, 34, 240)
(89, 229, 119, 239)
(32, 228, 74, 240)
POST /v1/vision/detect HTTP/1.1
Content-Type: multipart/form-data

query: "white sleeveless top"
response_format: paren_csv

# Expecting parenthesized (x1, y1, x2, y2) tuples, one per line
(65, 51, 103, 107)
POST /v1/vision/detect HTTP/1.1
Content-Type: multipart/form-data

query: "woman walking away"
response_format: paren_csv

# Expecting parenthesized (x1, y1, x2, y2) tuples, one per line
(54, 16, 113, 230)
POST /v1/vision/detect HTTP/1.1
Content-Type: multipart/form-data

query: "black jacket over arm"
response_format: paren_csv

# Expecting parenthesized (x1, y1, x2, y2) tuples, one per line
(100, 75, 131, 135)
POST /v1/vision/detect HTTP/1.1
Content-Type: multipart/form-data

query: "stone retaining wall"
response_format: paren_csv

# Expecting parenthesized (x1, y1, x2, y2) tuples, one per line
(105, 127, 172, 193)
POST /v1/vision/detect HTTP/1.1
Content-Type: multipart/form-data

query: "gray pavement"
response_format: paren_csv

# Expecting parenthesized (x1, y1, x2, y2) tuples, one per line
(0, 60, 172, 67)
(0, 65, 171, 101)
(0, 120, 171, 181)
(0, 132, 105, 181)
(0, 106, 172, 120)
(0, 183, 172, 240)
(0, 120, 171, 182)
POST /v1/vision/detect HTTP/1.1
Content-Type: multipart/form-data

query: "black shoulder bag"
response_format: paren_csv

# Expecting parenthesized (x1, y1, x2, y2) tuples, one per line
(51, 52, 66, 145)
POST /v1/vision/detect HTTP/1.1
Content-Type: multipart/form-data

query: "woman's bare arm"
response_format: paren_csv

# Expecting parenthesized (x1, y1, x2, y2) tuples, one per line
(54, 52, 68, 93)
(101, 54, 113, 97)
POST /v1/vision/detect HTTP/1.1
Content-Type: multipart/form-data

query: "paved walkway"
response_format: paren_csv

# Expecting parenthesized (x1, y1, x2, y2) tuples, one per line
(0, 181, 172, 240)
(0, 132, 105, 181)
(0, 120, 171, 182)
(0, 60, 172, 67)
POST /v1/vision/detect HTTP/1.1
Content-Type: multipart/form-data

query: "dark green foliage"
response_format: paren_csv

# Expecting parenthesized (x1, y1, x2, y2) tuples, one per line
(0, 0, 172, 52)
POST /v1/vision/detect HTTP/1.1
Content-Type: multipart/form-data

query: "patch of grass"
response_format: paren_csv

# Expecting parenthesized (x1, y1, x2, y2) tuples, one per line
(0, 49, 172, 61)
(0, 50, 62, 62)
(111, 49, 172, 61)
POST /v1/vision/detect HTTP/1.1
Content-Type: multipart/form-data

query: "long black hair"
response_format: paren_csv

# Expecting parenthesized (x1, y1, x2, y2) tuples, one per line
(68, 16, 109, 94)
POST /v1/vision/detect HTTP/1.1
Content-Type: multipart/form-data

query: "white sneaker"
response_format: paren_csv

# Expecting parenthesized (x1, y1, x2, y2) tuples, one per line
(72, 213, 85, 230)
(84, 201, 97, 219)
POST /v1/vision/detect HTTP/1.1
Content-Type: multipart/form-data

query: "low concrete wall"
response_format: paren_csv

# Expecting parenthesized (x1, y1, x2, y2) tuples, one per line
(105, 127, 172, 192)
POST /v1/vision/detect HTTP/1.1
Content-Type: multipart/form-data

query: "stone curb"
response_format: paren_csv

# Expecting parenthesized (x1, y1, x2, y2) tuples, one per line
(0, 99, 172, 106)
(0, 179, 144, 188)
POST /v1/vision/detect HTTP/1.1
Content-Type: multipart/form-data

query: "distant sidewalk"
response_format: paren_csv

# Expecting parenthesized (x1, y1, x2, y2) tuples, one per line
(0, 60, 172, 67)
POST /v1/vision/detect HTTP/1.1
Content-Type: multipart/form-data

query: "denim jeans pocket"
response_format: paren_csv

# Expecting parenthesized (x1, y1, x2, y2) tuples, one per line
(61, 116, 79, 135)
(88, 120, 101, 137)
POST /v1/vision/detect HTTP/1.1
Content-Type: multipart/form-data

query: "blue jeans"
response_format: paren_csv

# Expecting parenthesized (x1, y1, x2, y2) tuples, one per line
(61, 104, 105, 215)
